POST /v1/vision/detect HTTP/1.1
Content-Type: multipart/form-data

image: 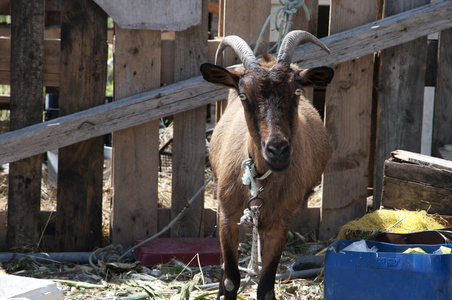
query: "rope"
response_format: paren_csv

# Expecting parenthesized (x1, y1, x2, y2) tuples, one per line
(248, 206, 261, 276)
(241, 149, 272, 197)
(238, 150, 271, 283)
(237, 205, 261, 294)
(253, 0, 310, 55)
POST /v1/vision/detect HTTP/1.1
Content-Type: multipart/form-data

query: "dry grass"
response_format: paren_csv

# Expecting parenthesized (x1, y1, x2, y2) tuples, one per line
(0, 235, 326, 299)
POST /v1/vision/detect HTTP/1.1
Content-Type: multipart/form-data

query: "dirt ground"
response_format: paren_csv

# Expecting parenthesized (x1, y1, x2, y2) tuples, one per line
(1, 236, 327, 300)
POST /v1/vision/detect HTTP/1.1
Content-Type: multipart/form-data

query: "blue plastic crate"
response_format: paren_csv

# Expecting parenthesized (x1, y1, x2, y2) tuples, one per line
(324, 239, 452, 300)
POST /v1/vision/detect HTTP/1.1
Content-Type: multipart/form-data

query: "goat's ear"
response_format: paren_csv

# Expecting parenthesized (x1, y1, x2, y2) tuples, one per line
(298, 66, 334, 88)
(200, 63, 241, 90)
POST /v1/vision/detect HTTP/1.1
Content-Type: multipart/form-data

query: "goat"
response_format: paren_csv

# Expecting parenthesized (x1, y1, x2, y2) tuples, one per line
(200, 30, 334, 300)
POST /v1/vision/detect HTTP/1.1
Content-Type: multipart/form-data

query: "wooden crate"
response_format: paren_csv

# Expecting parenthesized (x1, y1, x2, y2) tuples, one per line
(382, 150, 452, 215)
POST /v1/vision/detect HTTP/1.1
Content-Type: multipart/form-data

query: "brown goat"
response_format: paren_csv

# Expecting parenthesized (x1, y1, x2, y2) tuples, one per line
(200, 31, 333, 300)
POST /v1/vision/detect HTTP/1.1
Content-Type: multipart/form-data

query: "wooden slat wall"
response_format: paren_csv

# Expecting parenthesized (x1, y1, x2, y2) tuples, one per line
(319, 0, 377, 240)
(2, 1, 452, 250)
(374, 0, 429, 209)
(6, 0, 44, 250)
(432, 28, 452, 156)
(111, 27, 161, 247)
(55, 0, 107, 251)
(1, 2, 451, 166)
(170, 0, 208, 237)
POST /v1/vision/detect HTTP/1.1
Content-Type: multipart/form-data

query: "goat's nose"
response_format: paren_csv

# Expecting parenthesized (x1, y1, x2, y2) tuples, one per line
(266, 139, 290, 158)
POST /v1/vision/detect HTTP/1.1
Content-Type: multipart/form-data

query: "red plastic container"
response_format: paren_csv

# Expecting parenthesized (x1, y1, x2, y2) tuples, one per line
(133, 237, 221, 267)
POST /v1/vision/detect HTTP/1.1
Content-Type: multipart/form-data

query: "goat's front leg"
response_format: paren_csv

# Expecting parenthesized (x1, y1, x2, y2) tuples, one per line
(257, 224, 288, 300)
(217, 216, 240, 300)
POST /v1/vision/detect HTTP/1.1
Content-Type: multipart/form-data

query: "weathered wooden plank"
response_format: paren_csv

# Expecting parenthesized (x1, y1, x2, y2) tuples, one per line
(222, 0, 272, 61)
(391, 149, 452, 171)
(94, 0, 202, 31)
(0, 210, 56, 252)
(6, 0, 44, 251)
(0, 37, 60, 86)
(55, 0, 107, 251)
(171, 0, 208, 238)
(374, 0, 429, 209)
(0, 76, 228, 165)
(432, 28, 452, 156)
(319, 0, 376, 240)
(0, 208, 219, 251)
(111, 27, 161, 248)
(382, 177, 452, 215)
(0, 1, 452, 165)
(384, 159, 452, 191)
(293, 0, 452, 69)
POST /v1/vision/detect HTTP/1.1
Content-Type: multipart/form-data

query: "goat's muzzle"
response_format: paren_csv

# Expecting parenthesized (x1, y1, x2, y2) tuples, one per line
(263, 137, 291, 171)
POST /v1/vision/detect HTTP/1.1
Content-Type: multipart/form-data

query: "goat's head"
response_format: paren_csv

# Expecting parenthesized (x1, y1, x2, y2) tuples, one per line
(200, 31, 333, 172)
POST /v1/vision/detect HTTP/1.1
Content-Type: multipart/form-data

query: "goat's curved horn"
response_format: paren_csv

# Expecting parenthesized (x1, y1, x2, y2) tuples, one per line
(276, 30, 330, 65)
(215, 35, 260, 69)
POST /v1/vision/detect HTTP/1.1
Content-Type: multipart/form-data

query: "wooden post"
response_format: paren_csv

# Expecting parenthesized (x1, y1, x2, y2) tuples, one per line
(320, 0, 377, 240)
(284, 0, 322, 234)
(292, 0, 318, 35)
(291, 0, 319, 103)
(215, 0, 272, 120)
(432, 28, 452, 156)
(170, 0, 208, 237)
(374, 0, 429, 209)
(55, 0, 107, 251)
(111, 27, 161, 247)
(221, 0, 272, 65)
(7, 0, 44, 250)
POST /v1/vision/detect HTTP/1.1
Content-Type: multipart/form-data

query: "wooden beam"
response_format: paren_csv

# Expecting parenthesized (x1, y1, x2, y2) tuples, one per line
(0, 0, 451, 165)
(0, 76, 228, 165)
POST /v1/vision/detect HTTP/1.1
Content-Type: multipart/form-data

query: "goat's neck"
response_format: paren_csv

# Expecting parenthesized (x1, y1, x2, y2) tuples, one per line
(247, 134, 268, 176)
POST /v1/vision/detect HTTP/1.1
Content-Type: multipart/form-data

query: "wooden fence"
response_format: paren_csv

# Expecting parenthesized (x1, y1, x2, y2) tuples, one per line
(0, 0, 451, 252)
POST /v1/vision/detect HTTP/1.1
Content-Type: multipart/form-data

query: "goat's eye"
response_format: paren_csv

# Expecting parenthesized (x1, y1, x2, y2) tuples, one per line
(238, 93, 247, 101)
(295, 88, 303, 96)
